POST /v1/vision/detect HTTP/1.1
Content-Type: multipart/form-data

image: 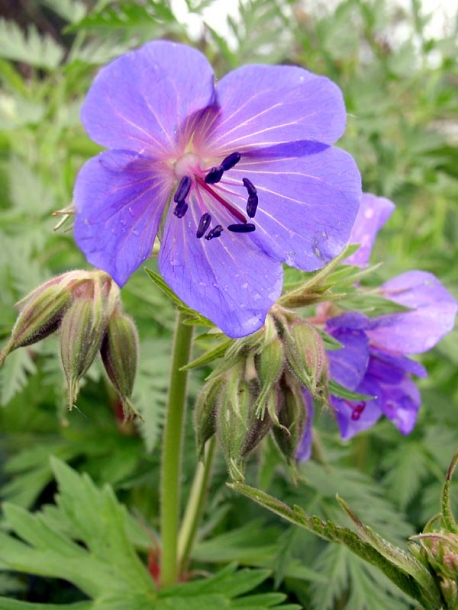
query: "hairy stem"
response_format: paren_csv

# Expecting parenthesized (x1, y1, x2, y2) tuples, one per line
(160, 311, 193, 588)
(178, 437, 216, 570)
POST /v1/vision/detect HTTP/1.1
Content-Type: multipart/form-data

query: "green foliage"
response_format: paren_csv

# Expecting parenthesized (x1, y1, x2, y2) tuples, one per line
(0, 19, 64, 70)
(0, 459, 157, 602)
(69, 0, 178, 33)
(0, 602, 92, 610)
(134, 338, 171, 452)
(310, 546, 414, 610)
(0, 460, 298, 609)
(0, 348, 37, 406)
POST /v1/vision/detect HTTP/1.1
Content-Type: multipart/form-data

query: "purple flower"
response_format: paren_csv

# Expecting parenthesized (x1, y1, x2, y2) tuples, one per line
(369, 271, 458, 353)
(326, 269, 457, 440)
(345, 192, 395, 267)
(73, 40, 361, 337)
(326, 313, 427, 439)
(296, 193, 457, 458)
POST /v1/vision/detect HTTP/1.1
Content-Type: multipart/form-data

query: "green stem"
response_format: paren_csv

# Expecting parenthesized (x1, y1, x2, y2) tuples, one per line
(178, 437, 216, 571)
(160, 310, 193, 588)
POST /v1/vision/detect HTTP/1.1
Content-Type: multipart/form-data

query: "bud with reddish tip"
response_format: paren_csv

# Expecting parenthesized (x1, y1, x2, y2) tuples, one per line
(0, 271, 100, 366)
(0, 271, 102, 366)
(283, 322, 328, 395)
(0, 285, 72, 366)
(411, 532, 458, 608)
(0, 270, 141, 416)
(100, 311, 139, 419)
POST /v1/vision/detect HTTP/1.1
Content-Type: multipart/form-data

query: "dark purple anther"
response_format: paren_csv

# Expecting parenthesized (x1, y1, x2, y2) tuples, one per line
(196, 213, 211, 238)
(246, 194, 258, 218)
(205, 224, 224, 240)
(228, 223, 256, 233)
(204, 167, 224, 184)
(174, 176, 191, 203)
(174, 201, 188, 218)
(242, 177, 257, 197)
(221, 152, 241, 172)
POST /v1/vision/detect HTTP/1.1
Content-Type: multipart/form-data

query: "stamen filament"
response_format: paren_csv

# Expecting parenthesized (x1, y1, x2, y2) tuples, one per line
(196, 176, 246, 224)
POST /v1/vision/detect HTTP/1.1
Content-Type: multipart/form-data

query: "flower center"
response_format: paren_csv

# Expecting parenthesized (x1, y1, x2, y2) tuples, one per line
(174, 153, 201, 179)
(172, 151, 259, 241)
(345, 400, 366, 421)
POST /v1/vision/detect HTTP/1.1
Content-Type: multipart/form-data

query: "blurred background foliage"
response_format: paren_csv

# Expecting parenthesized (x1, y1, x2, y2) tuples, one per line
(0, 0, 457, 608)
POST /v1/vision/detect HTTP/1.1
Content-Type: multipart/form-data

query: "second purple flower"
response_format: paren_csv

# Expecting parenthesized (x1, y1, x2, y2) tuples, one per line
(74, 41, 361, 337)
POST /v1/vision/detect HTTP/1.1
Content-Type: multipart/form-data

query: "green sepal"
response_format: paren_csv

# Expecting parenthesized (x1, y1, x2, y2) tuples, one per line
(441, 448, 458, 533)
(181, 339, 233, 371)
(144, 268, 189, 308)
(315, 327, 344, 351)
(254, 338, 285, 418)
(279, 244, 359, 307)
(328, 379, 375, 402)
(144, 268, 215, 328)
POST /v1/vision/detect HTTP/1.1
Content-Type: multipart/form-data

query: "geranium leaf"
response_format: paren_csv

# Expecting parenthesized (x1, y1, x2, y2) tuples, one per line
(230, 482, 442, 610)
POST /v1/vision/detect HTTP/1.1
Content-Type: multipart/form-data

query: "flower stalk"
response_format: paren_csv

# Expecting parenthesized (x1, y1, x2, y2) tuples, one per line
(160, 310, 193, 588)
(178, 437, 216, 572)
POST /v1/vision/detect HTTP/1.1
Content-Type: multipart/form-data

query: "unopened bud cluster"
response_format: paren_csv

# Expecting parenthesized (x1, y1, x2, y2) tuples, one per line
(404, 451, 458, 610)
(0, 271, 138, 417)
(412, 532, 458, 607)
(194, 309, 328, 480)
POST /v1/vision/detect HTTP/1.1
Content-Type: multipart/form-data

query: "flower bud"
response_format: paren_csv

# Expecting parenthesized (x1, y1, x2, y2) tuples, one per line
(100, 312, 139, 419)
(194, 375, 225, 458)
(215, 368, 257, 481)
(253, 337, 284, 418)
(0, 283, 72, 365)
(0, 270, 106, 367)
(59, 286, 107, 409)
(413, 532, 458, 608)
(272, 373, 308, 462)
(440, 577, 458, 610)
(242, 379, 273, 456)
(283, 322, 327, 395)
